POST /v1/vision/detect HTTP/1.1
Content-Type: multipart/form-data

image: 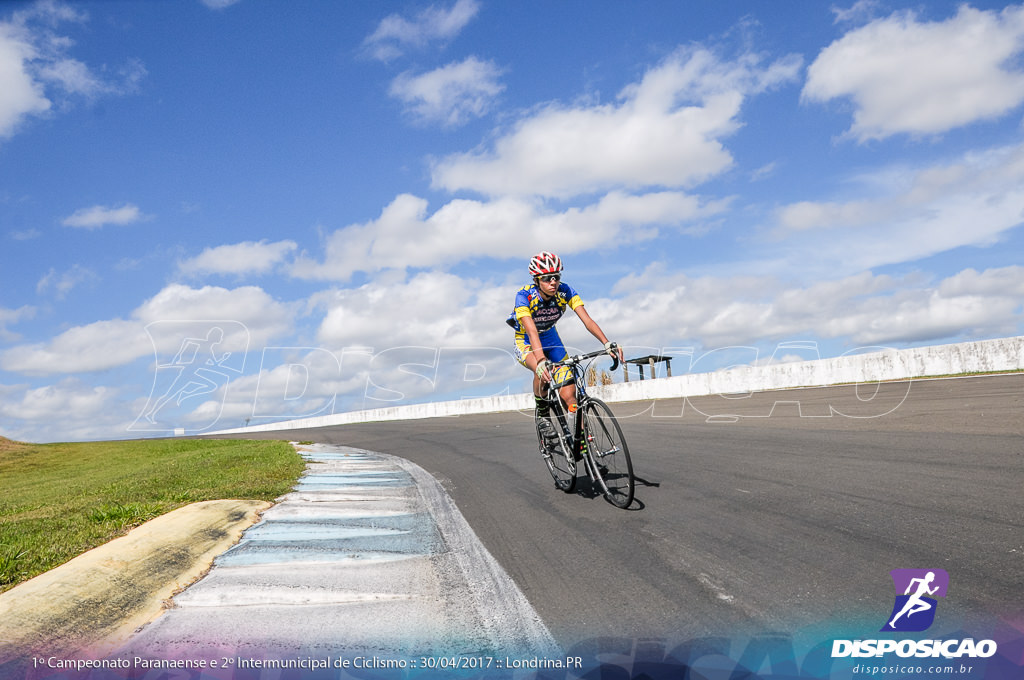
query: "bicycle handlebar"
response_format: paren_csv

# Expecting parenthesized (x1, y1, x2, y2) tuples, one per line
(550, 342, 621, 373)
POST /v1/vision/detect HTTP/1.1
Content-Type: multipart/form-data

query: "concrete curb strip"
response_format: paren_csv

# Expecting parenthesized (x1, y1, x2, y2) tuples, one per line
(0, 499, 270, 663)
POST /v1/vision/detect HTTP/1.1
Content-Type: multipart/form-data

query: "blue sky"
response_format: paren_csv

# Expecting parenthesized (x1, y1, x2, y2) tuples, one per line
(2, 0, 1023, 442)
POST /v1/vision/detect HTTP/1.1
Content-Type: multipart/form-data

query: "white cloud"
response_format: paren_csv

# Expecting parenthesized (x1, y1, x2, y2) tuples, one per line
(0, 2, 144, 141)
(0, 305, 35, 342)
(804, 4, 1024, 141)
(36, 57, 103, 96)
(431, 46, 802, 198)
(772, 141, 1024, 275)
(220, 347, 372, 423)
(120, 272, 527, 421)
(824, 292, 1021, 345)
(1, 284, 295, 376)
(201, 335, 519, 427)
(315, 270, 508, 349)
(312, 271, 524, 406)
(0, 22, 51, 138)
(200, 0, 242, 9)
(364, 0, 480, 62)
(0, 377, 113, 422)
(178, 239, 298, 277)
(291, 190, 728, 281)
(0, 319, 149, 375)
(938, 266, 1024, 298)
(831, 0, 883, 25)
(390, 56, 504, 127)
(36, 264, 97, 299)
(603, 264, 1024, 349)
(2, 377, 178, 443)
(62, 203, 148, 229)
(11, 0, 87, 25)
(0, 377, 132, 441)
(10, 227, 41, 240)
(133, 284, 296, 349)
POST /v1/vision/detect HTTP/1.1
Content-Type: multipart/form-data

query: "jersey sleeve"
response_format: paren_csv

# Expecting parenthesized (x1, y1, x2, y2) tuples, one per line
(506, 286, 534, 330)
(561, 283, 583, 310)
(514, 286, 534, 319)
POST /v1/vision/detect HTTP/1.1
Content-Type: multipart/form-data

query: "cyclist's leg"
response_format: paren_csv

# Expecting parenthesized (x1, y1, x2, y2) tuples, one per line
(558, 382, 577, 412)
(514, 332, 547, 407)
(541, 330, 578, 411)
(519, 335, 577, 490)
(516, 330, 574, 404)
(512, 331, 552, 421)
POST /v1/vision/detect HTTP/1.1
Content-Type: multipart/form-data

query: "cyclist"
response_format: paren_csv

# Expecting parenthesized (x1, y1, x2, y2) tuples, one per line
(506, 251, 623, 418)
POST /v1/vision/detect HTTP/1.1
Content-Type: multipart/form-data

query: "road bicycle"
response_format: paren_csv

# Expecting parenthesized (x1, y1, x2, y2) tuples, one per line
(535, 344, 635, 508)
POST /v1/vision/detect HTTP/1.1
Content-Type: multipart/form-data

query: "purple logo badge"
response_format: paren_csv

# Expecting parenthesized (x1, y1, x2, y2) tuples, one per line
(881, 568, 949, 632)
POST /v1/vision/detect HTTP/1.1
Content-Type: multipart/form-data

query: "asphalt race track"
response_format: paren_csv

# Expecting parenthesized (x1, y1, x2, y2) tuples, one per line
(223, 374, 1023, 649)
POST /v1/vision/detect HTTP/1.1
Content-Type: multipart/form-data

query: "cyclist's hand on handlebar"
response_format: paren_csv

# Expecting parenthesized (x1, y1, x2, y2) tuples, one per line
(535, 359, 552, 382)
(604, 341, 624, 362)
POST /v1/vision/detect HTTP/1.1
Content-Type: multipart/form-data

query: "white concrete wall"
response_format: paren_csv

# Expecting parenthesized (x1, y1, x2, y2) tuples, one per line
(205, 336, 1023, 436)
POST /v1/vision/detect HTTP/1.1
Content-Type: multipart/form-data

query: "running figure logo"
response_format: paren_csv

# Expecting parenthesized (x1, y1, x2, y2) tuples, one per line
(881, 568, 949, 632)
(131, 321, 248, 433)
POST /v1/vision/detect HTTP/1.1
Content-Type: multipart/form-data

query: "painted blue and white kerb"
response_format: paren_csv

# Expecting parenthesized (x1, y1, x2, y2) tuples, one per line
(216, 450, 443, 567)
(122, 444, 557, 659)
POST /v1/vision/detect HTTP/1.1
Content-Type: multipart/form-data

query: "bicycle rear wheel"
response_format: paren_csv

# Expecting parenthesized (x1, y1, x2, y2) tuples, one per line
(536, 403, 576, 492)
(580, 398, 634, 508)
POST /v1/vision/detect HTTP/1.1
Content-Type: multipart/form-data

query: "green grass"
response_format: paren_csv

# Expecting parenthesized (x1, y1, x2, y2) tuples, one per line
(0, 437, 304, 593)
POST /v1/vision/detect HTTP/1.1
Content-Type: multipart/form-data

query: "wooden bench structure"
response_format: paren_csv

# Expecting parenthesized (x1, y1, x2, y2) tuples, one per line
(623, 354, 673, 381)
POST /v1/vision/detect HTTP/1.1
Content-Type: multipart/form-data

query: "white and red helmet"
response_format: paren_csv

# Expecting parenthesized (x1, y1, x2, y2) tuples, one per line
(529, 251, 563, 277)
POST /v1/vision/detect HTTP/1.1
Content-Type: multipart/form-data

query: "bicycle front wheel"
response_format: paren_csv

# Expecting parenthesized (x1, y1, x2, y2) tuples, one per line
(581, 398, 634, 508)
(536, 404, 576, 492)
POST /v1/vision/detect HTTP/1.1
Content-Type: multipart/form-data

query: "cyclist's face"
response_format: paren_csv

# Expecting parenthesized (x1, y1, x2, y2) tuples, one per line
(536, 273, 560, 297)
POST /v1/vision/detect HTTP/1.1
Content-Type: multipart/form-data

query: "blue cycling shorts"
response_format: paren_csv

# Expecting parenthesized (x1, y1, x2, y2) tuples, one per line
(514, 328, 574, 387)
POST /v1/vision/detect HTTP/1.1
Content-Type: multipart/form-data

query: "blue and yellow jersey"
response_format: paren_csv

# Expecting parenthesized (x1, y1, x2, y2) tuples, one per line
(506, 282, 583, 334)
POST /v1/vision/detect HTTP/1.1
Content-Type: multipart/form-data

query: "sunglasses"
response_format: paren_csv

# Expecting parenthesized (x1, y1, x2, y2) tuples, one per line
(537, 274, 561, 283)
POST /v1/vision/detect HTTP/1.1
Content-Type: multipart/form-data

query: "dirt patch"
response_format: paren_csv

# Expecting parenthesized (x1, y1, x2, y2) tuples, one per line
(0, 437, 29, 454)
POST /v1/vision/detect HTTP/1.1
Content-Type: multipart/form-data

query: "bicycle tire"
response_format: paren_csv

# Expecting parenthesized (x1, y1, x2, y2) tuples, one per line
(536, 403, 576, 492)
(580, 398, 634, 508)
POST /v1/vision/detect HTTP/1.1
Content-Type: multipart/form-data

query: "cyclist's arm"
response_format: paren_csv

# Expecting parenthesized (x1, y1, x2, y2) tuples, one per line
(574, 305, 624, 362)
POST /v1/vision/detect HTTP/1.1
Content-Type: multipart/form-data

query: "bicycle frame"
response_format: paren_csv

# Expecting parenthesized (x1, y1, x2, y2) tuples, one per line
(537, 346, 634, 507)
(544, 359, 591, 459)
